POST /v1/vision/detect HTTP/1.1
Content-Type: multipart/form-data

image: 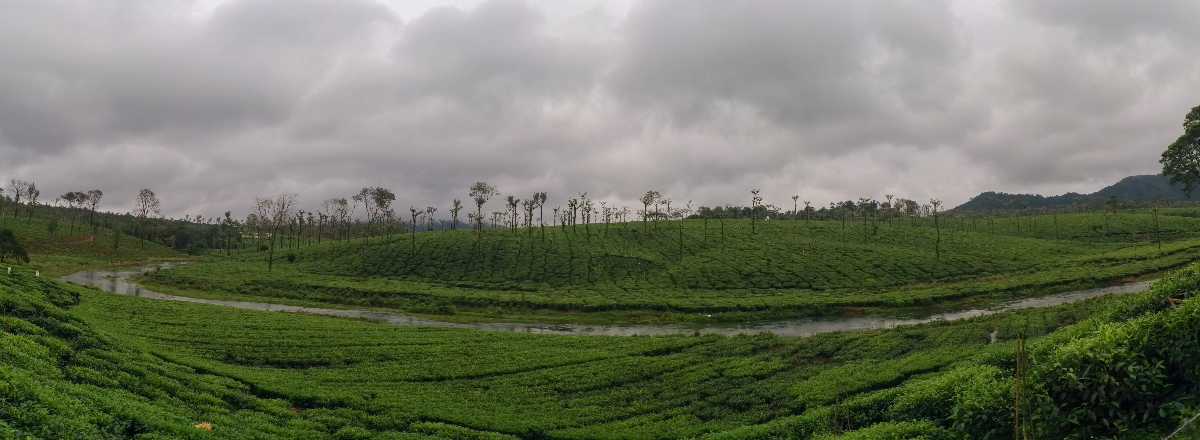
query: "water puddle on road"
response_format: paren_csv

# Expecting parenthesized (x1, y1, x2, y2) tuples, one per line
(60, 264, 1154, 337)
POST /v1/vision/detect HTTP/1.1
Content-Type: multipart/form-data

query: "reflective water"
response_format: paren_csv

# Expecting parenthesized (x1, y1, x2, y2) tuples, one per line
(60, 264, 1154, 337)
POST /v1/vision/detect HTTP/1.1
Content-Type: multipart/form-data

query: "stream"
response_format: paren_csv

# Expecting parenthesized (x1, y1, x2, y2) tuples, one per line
(60, 264, 1154, 337)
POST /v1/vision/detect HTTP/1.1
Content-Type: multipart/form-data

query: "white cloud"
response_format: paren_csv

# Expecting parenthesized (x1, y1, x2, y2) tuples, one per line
(0, 0, 1196, 217)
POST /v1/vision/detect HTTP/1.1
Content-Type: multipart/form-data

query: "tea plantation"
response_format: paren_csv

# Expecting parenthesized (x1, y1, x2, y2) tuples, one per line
(141, 212, 1200, 322)
(0, 260, 1192, 438)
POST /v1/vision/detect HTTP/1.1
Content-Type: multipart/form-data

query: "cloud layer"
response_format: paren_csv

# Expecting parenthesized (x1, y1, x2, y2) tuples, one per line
(2, 0, 1197, 217)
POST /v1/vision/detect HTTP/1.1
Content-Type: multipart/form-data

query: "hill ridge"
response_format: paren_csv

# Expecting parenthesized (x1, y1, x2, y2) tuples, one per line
(954, 174, 1199, 212)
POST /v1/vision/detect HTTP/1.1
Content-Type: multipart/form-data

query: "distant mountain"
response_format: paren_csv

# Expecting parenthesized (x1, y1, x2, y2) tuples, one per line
(953, 175, 1200, 212)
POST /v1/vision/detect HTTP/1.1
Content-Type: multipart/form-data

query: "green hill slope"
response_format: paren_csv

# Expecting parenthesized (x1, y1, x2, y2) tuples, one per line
(141, 212, 1200, 322)
(0, 217, 178, 276)
(954, 174, 1200, 212)
(0, 272, 391, 438)
(64, 262, 1200, 438)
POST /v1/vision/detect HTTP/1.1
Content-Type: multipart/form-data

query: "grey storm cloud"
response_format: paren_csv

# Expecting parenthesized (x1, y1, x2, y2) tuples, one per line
(1, 0, 1198, 217)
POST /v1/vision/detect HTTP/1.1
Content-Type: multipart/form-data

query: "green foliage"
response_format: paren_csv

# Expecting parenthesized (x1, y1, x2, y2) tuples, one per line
(0, 216, 177, 276)
(1032, 276, 1200, 438)
(9, 206, 1200, 438)
(813, 420, 956, 440)
(0, 229, 29, 263)
(1162, 105, 1200, 195)
(140, 211, 1200, 322)
(67, 272, 1134, 439)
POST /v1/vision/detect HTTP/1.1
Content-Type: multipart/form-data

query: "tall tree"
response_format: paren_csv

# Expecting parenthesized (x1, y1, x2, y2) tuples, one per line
(1161, 105, 1200, 195)
(60, 192, 84, 233)
(222, 211, 236, 255)
(533, 192, 548, 240)
(469, 182, 497, 239)
(256, 193, 295, 272)
(322, 198, 349, 241)
(133, 189, 160, 247)
(640, 190, 660, 231)
(25, 183, 39, 221)
(409, 206, 420, 255)
(449, 199, 463, 230)
(750, 189, 763, 234)
(505, 195, 520, 231)
(930, 198, 943, 261)
(352, 188, 374, 242)
(371, 187, 396, 235)
(6, 180, 29, 219)
(86, 189, 103, 236)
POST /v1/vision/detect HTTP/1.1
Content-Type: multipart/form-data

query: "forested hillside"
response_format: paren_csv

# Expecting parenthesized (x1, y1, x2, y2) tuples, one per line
(955, 175, 1200, 213)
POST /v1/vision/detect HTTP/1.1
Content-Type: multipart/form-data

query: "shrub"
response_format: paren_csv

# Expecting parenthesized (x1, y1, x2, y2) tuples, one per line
(813, 420, 957, 440)
(0, 229, 29, 263)
(890, 365, 1002, 423)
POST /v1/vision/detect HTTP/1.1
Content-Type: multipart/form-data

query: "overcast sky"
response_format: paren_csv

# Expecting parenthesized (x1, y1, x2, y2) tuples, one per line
(2, 0, 1198, 217)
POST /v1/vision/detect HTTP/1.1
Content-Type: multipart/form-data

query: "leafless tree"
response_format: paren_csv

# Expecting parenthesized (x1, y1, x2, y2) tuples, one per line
(505, 195, 520, 231)
(930, 198, 943, 261)
(134, 189, 160, 247)
(533, 192, 548, 239)
(372, 188, 396, 237)
(567, 197, 579, 233)
(640, 190, 660, 231)
(425, 206, 437, 231)
(352, 188, 374, 241)
(257, 193, 295, 272)
(25, 183, 39, 221)
(449, 199, 463, 230)
(750, 189, 763, 234)
(86, 189, 103, 235)
(469, 182, 497, 239)
(6, 180, 30, 219)
(60, 191, 86, 233)
(409, 206, 421, 255)
(579, 193, 593, 237)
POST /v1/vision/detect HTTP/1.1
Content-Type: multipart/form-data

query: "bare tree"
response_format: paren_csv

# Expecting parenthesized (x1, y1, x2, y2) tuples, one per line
(86, 189, 103, 236)
(352, 188, 374, 242)
(134, 189, 160, 247)
(930, 198, 943, 261)
(449, 199, 463, 230)
(25, 183, 39, 221)
(567, 197, 579, 233)
(409, 206, 421, 255)
(522, 199, 535, 236)
(257, 193, 295, 272)
(60, 191, 85, 233)
(676, 201, 692, 260)
(533, 192, 548, 240)
(640, 190, 660, 231)
(750, 188, 763, 234)
(600, 201, 609, 235)
(579, 193, 593, 237)
(505, 195, 520, 232)
(469, 182, 497, 239)
(425, 206, 437, 231)
(7, 180, 29, 219)
(373, 189, 396, 230)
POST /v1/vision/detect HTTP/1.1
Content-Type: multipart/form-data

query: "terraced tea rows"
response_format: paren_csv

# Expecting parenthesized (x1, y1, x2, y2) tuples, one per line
(139, 213, 1200, 322)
